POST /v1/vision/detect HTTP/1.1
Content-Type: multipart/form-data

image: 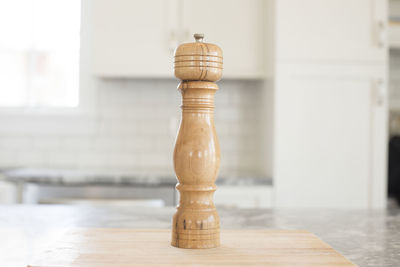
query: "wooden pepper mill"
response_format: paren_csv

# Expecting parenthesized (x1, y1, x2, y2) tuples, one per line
(171, 33, 223, 249)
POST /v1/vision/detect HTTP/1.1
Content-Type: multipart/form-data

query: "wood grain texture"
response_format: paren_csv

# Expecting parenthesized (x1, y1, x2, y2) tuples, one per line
(172, 34, 223, 249)
(174, 41, 223, 82)
(28, 229, 355, 267)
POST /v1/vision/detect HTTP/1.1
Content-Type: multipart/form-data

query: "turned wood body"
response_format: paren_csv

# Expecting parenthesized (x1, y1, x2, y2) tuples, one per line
(171, 34, 223, 249)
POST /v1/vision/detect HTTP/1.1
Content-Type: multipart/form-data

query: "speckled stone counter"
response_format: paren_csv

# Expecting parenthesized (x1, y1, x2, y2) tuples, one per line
(1, 168, 271, 205)
(1, 167, 271, 186)
(0, 205, 399, 266)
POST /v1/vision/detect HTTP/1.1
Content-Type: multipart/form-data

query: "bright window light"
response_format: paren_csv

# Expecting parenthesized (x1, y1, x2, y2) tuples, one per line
(0, 0, 80, 107)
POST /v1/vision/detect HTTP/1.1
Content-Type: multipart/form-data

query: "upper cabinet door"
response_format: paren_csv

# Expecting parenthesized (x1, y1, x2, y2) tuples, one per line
(90, 0, 178, 77)
(274, 63, 387, 209)
(181, 0, 266, 79)
(276, 0, 387, 63)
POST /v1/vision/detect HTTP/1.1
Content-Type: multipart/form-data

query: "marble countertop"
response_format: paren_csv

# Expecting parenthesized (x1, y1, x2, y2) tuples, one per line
(0, 205, 399, 267)
(1, 168, 271, 186)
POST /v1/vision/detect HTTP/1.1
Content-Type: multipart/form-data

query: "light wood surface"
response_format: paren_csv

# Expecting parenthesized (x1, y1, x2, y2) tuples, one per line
(172, 34, 223, 248)
(28, 229, 355, 267)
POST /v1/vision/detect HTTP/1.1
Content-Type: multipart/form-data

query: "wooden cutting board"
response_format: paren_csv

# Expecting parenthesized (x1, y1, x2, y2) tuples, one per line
(28, 229, 355, 267)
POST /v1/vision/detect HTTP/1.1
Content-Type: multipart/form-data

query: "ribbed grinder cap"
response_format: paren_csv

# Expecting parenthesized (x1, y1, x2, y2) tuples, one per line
(174, 33, 223, 82)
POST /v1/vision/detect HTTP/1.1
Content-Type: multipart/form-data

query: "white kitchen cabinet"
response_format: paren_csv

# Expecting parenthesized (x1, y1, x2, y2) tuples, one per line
(89, 0, 266, 78)
(272, 0, 388, 209)
(90, 0, 178, 77)
(276, 0, 387, 63)
(274, 63, 387, 208)
(181, 0, 266, 79)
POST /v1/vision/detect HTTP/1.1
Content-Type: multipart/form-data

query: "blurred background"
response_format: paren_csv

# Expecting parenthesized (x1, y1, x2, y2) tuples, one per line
(0, 0, 398, 210)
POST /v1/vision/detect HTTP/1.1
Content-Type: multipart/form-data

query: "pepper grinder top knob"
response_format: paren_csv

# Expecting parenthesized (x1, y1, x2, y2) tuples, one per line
(194, 33, 204, 42)
(174, 33, 223, 82)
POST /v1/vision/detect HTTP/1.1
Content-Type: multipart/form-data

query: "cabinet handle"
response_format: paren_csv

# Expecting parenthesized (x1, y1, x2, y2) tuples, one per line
(372, 79, 385, 106)
(375, 20, 385, 48)
(169, 31, 178, 54)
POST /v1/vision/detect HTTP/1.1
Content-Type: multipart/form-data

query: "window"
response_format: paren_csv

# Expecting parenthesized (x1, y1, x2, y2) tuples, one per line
(0, 0, 80, 107)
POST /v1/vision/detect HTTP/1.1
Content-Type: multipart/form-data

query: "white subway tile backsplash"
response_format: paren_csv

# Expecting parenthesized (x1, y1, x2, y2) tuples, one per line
(77, 152, 108, 169)
(17, 151, 44, 167)
(122, 135, 156, 151)
(138, 121, 170, 136)
(98, 106, 127, 120)
(91, 136, 124, 152)
(0, 79, 264, 175)
(139, 152, 169, 169)
(98, 119, 138, 135)
(61, 136, 92, 151)
(121, 138, 144, 152)
(44, 152, 78, 168)
(33, 136, 61, 151)
(0, 116, 96, 136)
(0, 136, 32, 149)
(105, 153, 138, 169)
(0, 149, 19, 167)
